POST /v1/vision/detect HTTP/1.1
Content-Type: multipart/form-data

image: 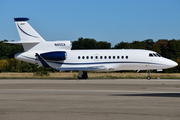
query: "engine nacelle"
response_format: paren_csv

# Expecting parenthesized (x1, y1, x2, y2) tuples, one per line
(40, 51, 66, 61)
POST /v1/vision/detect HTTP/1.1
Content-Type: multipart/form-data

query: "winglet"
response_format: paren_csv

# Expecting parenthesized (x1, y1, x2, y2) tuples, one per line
(36, 53, 52, 68)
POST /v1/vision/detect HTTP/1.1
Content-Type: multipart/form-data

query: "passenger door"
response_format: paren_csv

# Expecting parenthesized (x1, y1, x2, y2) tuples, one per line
(94, 54, 99, 61)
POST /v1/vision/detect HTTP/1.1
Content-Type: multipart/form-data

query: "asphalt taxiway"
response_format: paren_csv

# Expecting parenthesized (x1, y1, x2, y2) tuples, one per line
(0, 79, 180, 120)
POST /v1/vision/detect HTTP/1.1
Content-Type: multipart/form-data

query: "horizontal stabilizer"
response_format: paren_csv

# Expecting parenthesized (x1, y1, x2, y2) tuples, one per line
(6, 41, 40, 44)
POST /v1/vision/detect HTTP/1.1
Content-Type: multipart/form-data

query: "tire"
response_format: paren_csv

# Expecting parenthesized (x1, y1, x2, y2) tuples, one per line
(147, 76, 151, 80)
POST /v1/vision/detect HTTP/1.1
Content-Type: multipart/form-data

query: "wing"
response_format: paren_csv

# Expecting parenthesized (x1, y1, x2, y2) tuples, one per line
(36, 53, 106, 71)
(36, 53, 52, 68)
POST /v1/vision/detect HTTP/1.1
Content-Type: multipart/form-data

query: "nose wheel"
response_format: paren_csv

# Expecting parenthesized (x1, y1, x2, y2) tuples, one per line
(147, 76, 151, 80)
(147, 70, 151, 80)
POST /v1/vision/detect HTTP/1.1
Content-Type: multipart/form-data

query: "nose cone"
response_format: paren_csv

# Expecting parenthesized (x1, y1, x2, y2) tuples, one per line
(169, 60, 178, 67)
(163, 58, 178, 68)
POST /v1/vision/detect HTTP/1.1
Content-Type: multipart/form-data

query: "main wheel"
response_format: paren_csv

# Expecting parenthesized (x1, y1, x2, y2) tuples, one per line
(77, 75, 88, 79)
(78, 77, 83, 79)
(77, 71, 88, 79)
(82, 75, 88, 79)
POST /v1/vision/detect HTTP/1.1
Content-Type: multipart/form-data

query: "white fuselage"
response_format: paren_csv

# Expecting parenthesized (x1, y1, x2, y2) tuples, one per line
(15, 48, 178, 72)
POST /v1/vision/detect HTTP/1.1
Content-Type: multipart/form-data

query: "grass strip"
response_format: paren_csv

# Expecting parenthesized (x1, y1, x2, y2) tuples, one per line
(0, 72, 180, 79)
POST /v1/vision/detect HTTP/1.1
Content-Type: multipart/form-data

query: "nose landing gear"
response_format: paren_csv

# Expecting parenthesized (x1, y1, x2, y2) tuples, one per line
(147, 70, 151, 80)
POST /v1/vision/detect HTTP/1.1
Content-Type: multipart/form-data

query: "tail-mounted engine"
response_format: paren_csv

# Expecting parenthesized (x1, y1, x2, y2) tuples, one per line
(40, 51, 66, 61)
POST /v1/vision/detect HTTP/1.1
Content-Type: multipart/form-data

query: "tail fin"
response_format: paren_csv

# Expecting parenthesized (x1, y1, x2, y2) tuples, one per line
(14, 18, 45, 43)
(9, 18, 45, 51)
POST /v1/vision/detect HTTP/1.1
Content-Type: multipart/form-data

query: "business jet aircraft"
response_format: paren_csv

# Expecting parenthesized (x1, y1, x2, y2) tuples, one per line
(8, 18, 178, 80)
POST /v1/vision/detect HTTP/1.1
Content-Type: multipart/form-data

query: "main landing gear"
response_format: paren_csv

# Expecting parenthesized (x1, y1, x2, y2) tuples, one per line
(77, 71, 88, 79)
(147, 70, 151, 80)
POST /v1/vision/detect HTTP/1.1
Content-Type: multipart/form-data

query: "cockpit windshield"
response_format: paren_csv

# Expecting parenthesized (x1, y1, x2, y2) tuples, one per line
(153, 53, 157, 57)
(156, 53, 161, 57)
(149, 53, 161, 57)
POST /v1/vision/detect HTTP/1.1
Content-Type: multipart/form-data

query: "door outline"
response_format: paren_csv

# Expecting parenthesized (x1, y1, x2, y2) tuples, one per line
(94, 54, 99, 61)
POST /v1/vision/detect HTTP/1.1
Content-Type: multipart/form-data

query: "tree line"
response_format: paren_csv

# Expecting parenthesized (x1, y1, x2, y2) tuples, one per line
(0, 38, 180, 73)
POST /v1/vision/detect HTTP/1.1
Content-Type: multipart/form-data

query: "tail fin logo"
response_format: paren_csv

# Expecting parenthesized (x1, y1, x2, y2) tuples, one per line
(17, 23, 39, 38)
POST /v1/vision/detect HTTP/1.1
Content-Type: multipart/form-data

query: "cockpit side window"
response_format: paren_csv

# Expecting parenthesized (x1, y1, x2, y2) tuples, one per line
(153, 53, 157, 57)
(149, 53, 153, 57)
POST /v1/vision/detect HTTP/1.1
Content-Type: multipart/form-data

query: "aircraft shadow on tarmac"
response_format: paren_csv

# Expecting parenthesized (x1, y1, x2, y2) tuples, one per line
(108, 93, 180, 98)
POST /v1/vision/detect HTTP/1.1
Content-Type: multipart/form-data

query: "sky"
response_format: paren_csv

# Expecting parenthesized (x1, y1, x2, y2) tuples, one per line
(0, 0, 180, 47)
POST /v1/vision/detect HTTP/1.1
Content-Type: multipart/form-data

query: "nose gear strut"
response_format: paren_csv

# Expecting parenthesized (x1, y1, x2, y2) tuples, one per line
(147, 70, 151, 80)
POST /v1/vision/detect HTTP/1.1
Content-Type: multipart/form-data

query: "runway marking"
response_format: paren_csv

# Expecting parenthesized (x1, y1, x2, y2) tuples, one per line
(0, 89, 180, 94)
(115, 79, 180, 81)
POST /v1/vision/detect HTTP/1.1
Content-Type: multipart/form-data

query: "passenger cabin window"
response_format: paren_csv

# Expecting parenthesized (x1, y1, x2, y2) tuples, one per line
(78, 55, 131, 60)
